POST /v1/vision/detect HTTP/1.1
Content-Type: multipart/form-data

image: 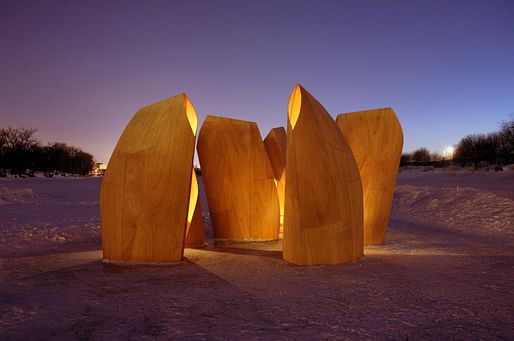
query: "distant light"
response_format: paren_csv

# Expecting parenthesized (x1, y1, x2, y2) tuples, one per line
(443, 146, 455, 159)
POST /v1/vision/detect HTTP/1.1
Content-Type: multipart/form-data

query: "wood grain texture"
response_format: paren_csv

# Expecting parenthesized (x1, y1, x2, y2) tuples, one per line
(100, 94, 197, 263)
(283, 84, 363, 265)
(197, 115, 280, 241)
(263, 127, 287, 229)
(263, 127, 287, 181)
(185, 169, 205, 248)
(336, 108, 403, 245)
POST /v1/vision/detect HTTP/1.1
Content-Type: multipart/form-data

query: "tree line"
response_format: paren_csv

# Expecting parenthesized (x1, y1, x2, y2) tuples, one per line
(401, 116, 514, 168)
(0, 127, 94, 177)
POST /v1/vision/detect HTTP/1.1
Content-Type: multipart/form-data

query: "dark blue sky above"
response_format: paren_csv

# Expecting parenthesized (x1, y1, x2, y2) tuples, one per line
(1, 0, 513, 163)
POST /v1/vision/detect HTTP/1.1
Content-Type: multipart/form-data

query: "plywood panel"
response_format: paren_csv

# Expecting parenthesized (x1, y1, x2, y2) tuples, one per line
(263, 127, 287, 180)
(263, 127, 287, 229)
(197, 115, 279, 241)
(336, 108, 403, 245)
(283, 85, 363, 265)
(100, 93, 197, 263)
(185, 169, 205, 248)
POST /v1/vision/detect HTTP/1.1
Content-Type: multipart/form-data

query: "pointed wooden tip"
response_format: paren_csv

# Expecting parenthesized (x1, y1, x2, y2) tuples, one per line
(265, 126, 286, 141)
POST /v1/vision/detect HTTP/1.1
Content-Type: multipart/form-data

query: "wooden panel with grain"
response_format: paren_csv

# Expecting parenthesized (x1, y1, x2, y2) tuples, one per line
(185, 169, 206, 248)
(197, 115, 280, 241)
(283, 84, 363, 265)
(336, 108, 403, 245)
(263, 127, 287, 229)
(100, 93, 197, 263)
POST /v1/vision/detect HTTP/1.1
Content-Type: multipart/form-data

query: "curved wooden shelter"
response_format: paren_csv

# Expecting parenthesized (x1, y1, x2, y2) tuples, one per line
(197, 115, 280, 241)
(185, 169, 206, 248)
(100, 93, 197, 263)
(336, 108, 403, 245)
(283, 84, 363, 265)
(263, 127, 287, 229)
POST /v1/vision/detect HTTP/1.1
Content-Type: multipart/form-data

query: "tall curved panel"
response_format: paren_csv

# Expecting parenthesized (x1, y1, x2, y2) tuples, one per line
(100, 94, 197, 263)
(185, 169, 205, 248)
(283, 84, 363, 265)
(263, 127, 287, 229)
(197, 115, 279, 241)
(336, 108, 403, 245)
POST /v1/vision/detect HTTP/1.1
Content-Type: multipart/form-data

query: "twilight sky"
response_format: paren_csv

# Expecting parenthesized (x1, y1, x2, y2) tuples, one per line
(1, 0, 513, 164)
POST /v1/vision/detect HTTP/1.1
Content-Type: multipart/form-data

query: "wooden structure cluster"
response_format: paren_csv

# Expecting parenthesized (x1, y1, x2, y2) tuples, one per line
(100, 86, 402, 265)
(336, 108, 403, 245)
(197, 115, 279, 241)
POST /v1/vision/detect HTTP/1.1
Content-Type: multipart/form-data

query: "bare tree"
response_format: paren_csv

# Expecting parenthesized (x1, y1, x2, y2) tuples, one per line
(1, 126, 39, 151)
(498, 115, 514, 164)
(412, 148, 431, 162)
(0, 127, 95, 176)
(0, 127, 40, 175)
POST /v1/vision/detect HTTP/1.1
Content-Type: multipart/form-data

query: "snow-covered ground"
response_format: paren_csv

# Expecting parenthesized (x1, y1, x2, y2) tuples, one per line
(394, 167, 514, 236)
(0, 177, 101, 257)
(1, 169, 513, 339)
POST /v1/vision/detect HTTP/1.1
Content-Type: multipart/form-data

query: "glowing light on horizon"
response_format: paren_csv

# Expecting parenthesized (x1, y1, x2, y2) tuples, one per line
(443, 145, 455, 159)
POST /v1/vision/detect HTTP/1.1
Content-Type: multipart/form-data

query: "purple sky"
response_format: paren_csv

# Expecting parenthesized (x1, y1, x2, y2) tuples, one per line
(1, 0, 513, 164)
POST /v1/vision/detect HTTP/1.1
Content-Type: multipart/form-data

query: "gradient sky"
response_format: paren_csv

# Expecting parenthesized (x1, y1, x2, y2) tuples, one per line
(1, 0, 513, 164)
